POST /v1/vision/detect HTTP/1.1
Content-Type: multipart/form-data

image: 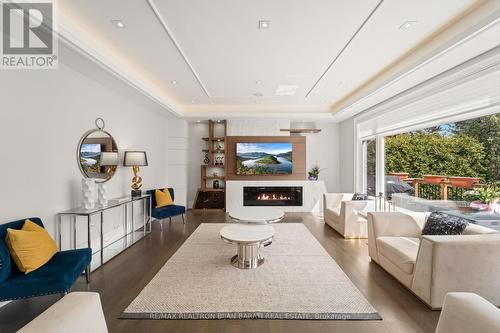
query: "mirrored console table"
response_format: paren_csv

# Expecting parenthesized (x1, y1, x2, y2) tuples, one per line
(56, 194, 151, 271)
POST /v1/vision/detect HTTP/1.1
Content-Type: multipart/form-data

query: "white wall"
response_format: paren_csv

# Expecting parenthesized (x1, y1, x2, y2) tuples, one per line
(186, 119, 340, 205)
(339, 118, 356, 192)
(0, 43, 187, 240)
(187, 122, 206, 208)
(304, 122, 340, 192)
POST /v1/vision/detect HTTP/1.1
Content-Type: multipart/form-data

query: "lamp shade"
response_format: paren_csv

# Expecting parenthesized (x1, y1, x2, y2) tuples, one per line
(123, 151, 148, 167)
(100, 152, 119, 166)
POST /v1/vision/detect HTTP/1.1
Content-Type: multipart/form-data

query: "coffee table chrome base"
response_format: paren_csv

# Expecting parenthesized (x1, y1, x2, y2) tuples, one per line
(230, 254, 264, 269)
(229, 239, 271, 269)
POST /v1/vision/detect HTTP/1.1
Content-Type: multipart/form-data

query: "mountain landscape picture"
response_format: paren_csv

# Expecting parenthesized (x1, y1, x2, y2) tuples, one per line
(236, 142, 293, 175)
(80, 143, 102, 174)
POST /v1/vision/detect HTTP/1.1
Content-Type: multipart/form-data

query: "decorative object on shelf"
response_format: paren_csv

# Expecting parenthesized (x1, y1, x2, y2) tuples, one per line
(308, 166, 320, 181)
(215, 142, 222, 151)
(215, 156, 224, 166)
(213, 172, 218, 177)
(82, 178, 96, 209)
(204, 153, 209, 165)
(213, 180, 220, 189)
(466, 186, 500, 211)
(123, 151, 148, 197)
(77, 118, 119, 183)
(97, 183, 108, 206)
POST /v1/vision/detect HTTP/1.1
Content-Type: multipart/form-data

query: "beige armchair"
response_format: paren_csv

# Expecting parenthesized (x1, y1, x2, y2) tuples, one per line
(436, 293, 500, 333)
(323, 193, 374, 238)
(368, 212, 500, 309)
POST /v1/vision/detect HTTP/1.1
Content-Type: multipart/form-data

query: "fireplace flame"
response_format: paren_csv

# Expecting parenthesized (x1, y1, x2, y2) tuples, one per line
(257, 193, 291, 201)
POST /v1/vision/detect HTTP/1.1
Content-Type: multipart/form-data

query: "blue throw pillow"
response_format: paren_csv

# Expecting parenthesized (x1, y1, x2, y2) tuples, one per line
(0, 241, 11, 282)
(352, 193, 368, 201)
(422, 212, 469, 236)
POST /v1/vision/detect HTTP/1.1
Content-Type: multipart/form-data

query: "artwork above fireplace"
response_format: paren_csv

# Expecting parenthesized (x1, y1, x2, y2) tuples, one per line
(243, 186, 303, 206)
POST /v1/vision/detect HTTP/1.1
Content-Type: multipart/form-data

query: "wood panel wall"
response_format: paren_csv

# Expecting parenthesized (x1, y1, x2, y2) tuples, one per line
(225, 136, 306, 180)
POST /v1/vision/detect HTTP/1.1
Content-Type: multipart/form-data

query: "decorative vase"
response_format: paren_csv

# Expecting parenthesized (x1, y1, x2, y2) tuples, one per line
(308, 176, 318, 181)
(204, 153, 209, 165)
(97, 183, 108, 206)
(82, 178, 96, 209)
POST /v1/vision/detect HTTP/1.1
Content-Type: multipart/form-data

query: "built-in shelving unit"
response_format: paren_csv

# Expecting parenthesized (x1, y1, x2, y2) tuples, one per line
(193, 120, 227, 210)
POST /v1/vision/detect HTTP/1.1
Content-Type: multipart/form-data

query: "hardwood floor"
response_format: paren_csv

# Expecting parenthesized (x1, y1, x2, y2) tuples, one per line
(0, 211, 440, 333)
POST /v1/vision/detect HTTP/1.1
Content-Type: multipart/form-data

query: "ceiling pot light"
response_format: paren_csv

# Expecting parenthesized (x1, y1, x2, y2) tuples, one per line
(258, 20, 270, 29)
(170, 80, 178, 85)
(196, 120, 201, 123)
(275, 85, 299, 96)
(191, 100, 196, 103)
(111, 20, 126, 28)
(399, 21, 417, 30)
(255, 80, 263, 85)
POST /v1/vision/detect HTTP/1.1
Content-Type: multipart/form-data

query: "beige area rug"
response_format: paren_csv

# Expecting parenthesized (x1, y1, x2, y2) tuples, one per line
(121, 223, 381, 320)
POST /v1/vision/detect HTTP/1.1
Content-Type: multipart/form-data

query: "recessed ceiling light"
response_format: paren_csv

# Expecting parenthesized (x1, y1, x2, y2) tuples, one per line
(196, 120, 201, 123)
(111, 20, 126, 28)
(170, 80, 177, 85)
(275, 85, 299, 96)
(286, 74, 311, 78)
(258, 20, 270, 29)
(255, 80, 263, 85)
(191, 100, 195, 103)
(399, 21, 417, 30)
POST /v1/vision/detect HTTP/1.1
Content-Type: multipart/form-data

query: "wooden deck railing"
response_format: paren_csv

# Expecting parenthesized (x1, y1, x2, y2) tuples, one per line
(402, 177, 484, 201)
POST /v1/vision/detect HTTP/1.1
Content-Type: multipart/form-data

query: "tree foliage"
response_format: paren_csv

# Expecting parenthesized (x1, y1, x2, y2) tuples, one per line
(452, 114, 500, 182)
(385, 132, 486, 180)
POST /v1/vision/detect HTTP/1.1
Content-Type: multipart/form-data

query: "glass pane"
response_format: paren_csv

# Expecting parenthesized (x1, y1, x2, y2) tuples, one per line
(384, 113, 500, 231)
(365, 139, 376, 196)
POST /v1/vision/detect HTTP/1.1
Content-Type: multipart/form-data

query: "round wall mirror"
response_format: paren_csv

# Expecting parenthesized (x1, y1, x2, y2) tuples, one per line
(77, 119, 119, 183)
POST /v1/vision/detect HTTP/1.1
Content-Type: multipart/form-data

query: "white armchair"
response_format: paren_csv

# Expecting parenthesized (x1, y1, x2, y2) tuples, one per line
(368, 212, 500, 309)
(323, 193, 374, 238)
(436, 293, 500, 333)
(17, 292, 108, 333)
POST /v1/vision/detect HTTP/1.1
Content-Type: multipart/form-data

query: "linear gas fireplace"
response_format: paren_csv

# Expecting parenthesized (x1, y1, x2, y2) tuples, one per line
(243, 186, 303, 206)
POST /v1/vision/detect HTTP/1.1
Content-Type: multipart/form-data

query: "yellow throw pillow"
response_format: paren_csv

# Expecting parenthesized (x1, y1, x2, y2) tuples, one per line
(5, 219, 58, 274)
(155, 188, 174, 208)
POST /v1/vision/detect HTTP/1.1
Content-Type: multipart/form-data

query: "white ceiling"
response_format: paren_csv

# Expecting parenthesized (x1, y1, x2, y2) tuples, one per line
(56, 0, 481, 119)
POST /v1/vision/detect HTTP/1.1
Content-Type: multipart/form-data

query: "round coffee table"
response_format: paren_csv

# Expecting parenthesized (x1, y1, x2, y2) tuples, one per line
(220, 224, 275, 269)
(229, 208, 284, 224)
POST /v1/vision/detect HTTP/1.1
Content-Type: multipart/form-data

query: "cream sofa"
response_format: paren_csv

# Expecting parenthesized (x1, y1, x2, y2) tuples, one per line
(367, 212, 500, 309)
(436, 293, 500, 333)
(17, 292, 108, 333)
(323, 193, 374, 238)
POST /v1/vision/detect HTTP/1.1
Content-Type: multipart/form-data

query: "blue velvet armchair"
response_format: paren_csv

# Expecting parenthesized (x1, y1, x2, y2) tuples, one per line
(147, 188, 186, 224)
(0, 217, 91, 301)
